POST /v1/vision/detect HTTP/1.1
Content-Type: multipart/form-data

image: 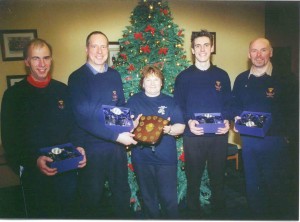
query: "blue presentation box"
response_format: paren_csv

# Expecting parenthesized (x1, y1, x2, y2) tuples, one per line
(235, 111, 272, 137)
(194, 113, 225, 133)
(39, 143, 83, 173)
(101, 105, 134, 133)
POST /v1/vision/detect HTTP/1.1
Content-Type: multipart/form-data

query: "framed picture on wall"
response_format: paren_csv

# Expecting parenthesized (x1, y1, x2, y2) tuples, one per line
(6, 75, 27, 88)
(192, 31, 216, 54)
(0, 29, 38, 61)
(108, 42, 120, 67)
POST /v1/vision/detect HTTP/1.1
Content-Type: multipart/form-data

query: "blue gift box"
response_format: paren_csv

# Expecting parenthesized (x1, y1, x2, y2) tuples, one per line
(101, 105, 134, 133)
(39, 143, 83, 173)
(235, 111, 272, 137)
(194, 113, 225, 133)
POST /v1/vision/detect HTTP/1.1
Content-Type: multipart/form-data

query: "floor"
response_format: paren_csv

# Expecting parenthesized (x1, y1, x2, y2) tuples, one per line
(0, 148, 298, 220)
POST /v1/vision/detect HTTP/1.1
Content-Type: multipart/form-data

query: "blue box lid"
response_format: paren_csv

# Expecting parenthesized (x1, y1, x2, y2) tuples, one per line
(39, 143, 83, 173)
(235, 111, 272, 137)
(101, 105, 134, 133)
(194, 113, 225, 134)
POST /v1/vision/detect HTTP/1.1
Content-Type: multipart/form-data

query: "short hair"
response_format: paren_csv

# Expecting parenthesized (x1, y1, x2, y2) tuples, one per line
(139, 65, 165, 90)
(191, 29, 214, 48)
(23, 38, 52, 59)
(249, 38, 273, 50)
(86, 31, 109, 47)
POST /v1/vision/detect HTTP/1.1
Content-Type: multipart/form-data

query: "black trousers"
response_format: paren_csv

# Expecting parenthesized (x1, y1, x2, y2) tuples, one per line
(78, 142, 131, 219)
(21, 167, 78, 218)
(183, 135, 228, 214)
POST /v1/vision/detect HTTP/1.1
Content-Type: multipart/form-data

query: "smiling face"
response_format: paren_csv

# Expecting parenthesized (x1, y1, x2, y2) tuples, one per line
(24, 45, 52, 81)
(192, 36, 213, 65)
(248, 38, 273, 68)
(143, 74, 162, 97)
(86, 33, 109, 70)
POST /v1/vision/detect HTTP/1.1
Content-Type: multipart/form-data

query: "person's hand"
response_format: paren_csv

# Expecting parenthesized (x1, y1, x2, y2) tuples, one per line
(131, 114, 143, 130)
(233, 116, 241, 133)
(76, 147, 87, 168)
(216, 119, 230, 134)
(116, 132, 138, 146)
(188, 119, 204, 135)
(163, 117, 171, 134)
(37, 156, 57, 176)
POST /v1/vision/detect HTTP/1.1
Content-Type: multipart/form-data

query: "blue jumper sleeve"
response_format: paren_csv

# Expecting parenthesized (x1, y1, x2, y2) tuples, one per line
(68, 71, 119, 142)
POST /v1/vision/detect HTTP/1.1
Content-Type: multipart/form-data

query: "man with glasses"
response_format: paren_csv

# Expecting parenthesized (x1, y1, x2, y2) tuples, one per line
(1, 38, 86, 218)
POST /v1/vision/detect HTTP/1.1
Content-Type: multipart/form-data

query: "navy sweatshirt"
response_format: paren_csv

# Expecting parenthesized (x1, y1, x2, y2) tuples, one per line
(1, 79, 74, 171)
(127, 92, 184, 165)
(174, 65, 232, 136)
(232, 69, 290, 136)
(68, 64, 125, 145)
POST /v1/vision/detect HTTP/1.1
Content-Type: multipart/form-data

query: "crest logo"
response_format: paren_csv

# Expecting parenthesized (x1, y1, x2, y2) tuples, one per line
(58, 99, 65, 109)
(158, 106, 167, 115)
(266, 88, 275, 98)
(215, 81, 222, 91)
(112, 91, 118, 101)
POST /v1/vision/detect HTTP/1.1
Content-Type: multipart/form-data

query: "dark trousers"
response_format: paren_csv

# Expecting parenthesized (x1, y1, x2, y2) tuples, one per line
(21, 167, 78, 218)
(78, 142, 130, 219)
(183, 135, 228, 215)
(241, 135, 291, 219)
(133, 163, 178, 219)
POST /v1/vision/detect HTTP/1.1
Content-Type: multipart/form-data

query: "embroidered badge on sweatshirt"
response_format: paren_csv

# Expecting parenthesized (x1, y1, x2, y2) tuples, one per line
(112, 91, 118, 101)
(215, 81, 222, 91)
(58, 99, 65, 109)
(158, 106, 167, 115)
(266, 87, 275, 98)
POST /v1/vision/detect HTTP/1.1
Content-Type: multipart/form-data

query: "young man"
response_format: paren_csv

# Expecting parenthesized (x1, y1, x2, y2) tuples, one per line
(68, 31, 137, 219)
(232, 38, 294, 219)
(174, 30, 231, 219)
(1, 38, 86, 218)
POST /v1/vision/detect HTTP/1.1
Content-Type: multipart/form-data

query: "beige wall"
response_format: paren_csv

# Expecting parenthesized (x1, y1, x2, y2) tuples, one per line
(0, 0, 265, 146)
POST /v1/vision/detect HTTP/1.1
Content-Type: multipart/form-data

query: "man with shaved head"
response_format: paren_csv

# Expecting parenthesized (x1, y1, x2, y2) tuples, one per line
(232, 38, 293, 219)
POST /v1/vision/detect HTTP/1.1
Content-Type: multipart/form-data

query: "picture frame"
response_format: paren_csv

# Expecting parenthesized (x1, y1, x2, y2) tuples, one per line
(108, 42, 120, 66)
(6, 75, 27, 88)
(0, 29, 38, 61)
(192, 31, 216, 54)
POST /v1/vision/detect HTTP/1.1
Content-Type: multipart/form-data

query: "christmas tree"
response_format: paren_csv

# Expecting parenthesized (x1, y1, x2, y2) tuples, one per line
(112, 0, 211, 211)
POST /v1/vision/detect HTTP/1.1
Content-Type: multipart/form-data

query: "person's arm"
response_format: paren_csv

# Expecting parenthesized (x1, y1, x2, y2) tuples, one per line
(1, 90, 21, 173)
(68, 70, 136, 145)
(164, 123, 185, 136)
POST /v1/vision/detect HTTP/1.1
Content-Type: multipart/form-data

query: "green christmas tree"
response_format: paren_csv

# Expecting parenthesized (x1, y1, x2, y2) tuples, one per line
(112, 0, 211, 211)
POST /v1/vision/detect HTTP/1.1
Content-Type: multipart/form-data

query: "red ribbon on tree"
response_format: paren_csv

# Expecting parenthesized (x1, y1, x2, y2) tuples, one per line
(120, 53, 127, 60)
(178, 29, 183, 36)
(128, 163, 134, 172)
(158, 47, 168, 55)
(145, 24, 155, 36)
(141, 45, 151, 53)
(127, 64, 135, 71)
(179, 152, 185, 162)
(134, 32, 143, 40)
(160, 8, 169, 15)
